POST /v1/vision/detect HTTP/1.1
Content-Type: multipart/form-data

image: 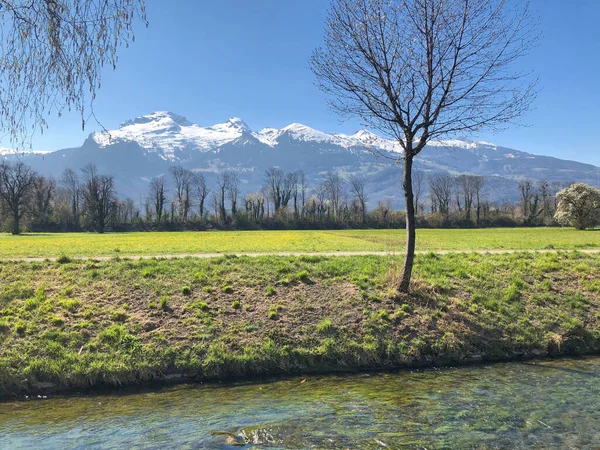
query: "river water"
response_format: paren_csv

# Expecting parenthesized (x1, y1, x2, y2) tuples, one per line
(1, 357, 599, 449)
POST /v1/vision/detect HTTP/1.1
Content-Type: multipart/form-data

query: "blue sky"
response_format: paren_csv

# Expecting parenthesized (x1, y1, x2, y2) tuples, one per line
(13, 0, 600, 166)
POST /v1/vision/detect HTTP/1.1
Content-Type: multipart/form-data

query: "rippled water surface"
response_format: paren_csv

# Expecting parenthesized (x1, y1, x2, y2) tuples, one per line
(2, 357, 600, 449)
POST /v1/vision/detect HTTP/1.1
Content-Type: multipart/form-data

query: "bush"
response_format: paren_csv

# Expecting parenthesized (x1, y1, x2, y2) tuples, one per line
(555, 183, 600, 230)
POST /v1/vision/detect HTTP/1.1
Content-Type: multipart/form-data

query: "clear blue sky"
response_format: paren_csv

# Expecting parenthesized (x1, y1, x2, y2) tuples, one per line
(15, 0, 600, 166)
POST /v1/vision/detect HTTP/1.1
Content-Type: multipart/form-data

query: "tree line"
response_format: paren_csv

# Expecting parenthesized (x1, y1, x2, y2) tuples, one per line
(0, 160, 592, 234)
(422, 175, 570, 228)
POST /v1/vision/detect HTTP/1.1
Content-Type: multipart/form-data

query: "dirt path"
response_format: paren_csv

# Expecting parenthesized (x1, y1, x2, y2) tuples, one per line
(3, 248, 600, 262)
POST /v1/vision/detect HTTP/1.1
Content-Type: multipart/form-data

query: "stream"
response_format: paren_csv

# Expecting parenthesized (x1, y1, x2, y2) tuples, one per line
(1, 357, 599, 449)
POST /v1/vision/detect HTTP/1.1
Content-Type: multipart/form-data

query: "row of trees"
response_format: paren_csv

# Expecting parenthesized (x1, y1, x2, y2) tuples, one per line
(0, 161, 118, 234)
(0, 161, 403, 234)
(422, 175, 571, 227)
(144, 167, 377, 227)
(1, 160, 596, 234)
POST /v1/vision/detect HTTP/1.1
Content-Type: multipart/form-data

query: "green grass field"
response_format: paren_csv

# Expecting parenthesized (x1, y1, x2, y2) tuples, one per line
(1, 252, 599, 395)
(1, 228, 599, 258)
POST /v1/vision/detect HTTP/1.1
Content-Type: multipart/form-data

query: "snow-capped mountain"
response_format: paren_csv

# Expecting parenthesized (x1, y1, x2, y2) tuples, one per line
(3, 111, 599, 208)
(91, 111, 401, 155)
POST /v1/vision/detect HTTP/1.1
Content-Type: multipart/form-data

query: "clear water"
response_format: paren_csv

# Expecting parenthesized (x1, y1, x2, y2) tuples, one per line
(1, 357, 600, 449)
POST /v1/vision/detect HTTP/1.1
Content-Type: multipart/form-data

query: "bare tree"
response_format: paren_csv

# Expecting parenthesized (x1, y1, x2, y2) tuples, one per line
(519, 179, 543, 225)
(210, 191, 220, 221)
(143, 197, 153, 223)
(519, 180, 534, 218)
(456, 175, 483, 222)
(81, 164, 115, 233)
(226, 171, 240, 218)
(193, 173, 209, 220)
(291, 171, 301, 218)
(260, 185, 271, 219)
(0, 161, 37, 234)
(148, 176, 167, 223)
(60, 168, 80, 226)
(472, 176, 486, 225)
(116, 198, 137, 223)
(348, 174, 367, 223)
(0, 0, 147, 146)
(216, 173, 229, 222)
(265, 167, 293, 214)
(245, 192, 266, 222)
(31, 175, 56, 228)
(323, 171, 345, 219)
(429, 175, 453, 217)
(537, 179, 554, 221)
(314, 183, 329, 219)
(169, 166, 193, 221)
(297, 170, 308, 218)
(311, 0, 538, 290)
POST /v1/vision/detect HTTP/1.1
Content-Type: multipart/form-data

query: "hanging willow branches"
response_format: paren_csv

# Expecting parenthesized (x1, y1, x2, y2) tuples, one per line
(0, 0, 147, 147)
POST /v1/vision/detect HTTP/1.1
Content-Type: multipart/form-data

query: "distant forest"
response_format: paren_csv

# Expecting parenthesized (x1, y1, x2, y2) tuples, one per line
(0, 160, 569, 234)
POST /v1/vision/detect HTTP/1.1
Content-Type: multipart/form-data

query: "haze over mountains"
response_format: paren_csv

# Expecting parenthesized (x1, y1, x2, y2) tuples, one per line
(3, 111, 599, 208)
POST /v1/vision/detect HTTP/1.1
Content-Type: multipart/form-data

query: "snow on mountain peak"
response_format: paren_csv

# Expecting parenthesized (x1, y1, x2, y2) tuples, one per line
(93, 112, 250, 157)
(119, 111, 193, 128)
(428, 139, 497, 150)
(352, 129, 379, 139)
(278, 123, 390, 150)
(281, 123, 326, 139)
(90, 111, 499, 159)
(211, 117, 251, 133)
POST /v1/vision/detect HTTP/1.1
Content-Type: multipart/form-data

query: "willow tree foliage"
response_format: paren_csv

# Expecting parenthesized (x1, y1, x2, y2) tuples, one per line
(311, 0, 538, 291)
(0, 0, 147, 146)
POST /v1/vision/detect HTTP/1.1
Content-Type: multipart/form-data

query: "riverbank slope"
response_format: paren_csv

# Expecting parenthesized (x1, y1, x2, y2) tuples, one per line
(1, 252, 599, 397)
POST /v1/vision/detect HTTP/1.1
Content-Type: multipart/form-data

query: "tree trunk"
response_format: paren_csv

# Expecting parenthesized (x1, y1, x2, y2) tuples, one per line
(12, 209, 20, 235)
(414, 194, 419, 217)
(362, 200, 366, 224)
(399, 155, 416, 292)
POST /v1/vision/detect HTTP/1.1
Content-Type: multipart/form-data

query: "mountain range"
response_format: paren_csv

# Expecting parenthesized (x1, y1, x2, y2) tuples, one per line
(2, 111, 599, 208)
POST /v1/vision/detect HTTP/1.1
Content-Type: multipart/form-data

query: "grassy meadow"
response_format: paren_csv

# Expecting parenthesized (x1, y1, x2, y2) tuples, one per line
(1, 228, 600, 258)
(1, 251, 599, 395)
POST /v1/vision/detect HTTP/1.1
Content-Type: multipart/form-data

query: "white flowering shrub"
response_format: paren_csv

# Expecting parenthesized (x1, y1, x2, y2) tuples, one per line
(554, 183, 600, 230)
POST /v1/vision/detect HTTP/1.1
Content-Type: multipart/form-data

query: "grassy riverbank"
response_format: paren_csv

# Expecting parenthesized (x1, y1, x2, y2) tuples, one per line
(1, 252, 599, 396)
(1, 228, 599, 258)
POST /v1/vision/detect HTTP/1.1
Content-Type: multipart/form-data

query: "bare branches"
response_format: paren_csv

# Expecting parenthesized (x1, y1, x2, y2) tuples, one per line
(311, 0, 538, 156)
(312, 0, 539, 291)
(148, 176, 166, 222)
(0, 159, 36, 233)
(348, 173, 367, 222)
(80, 163, 115, 233)
(0, 0, 147, 147)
